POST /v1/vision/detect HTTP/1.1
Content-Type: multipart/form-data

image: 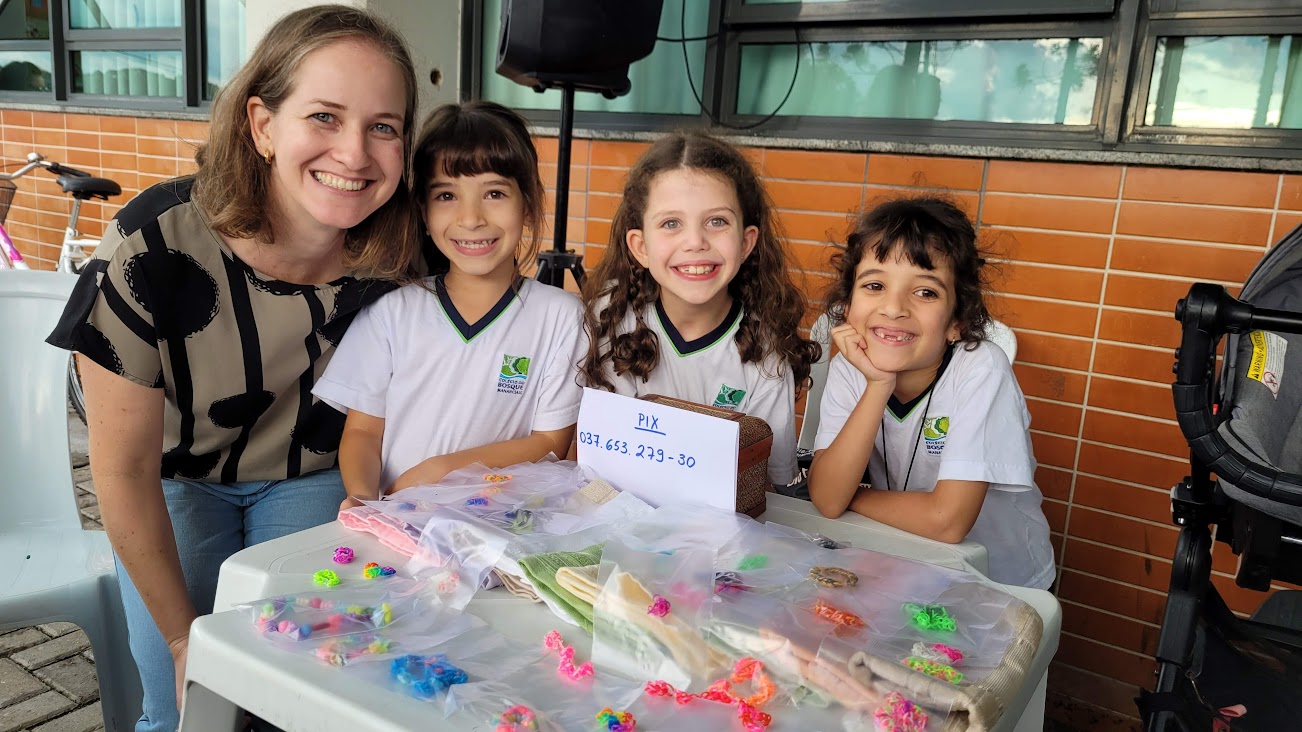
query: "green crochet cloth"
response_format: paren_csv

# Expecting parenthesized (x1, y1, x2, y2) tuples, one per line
(517, 543, 604, 634)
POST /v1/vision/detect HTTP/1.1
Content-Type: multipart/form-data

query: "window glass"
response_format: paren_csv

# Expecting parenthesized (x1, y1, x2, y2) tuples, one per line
(0, 0, 52, 40)
(1146, 35, 1302, 129)
(738, 37, 1102, 124)
(480, 0, 708, 115)
(204, 0, 246, 99)
(69, 0, 182, 30)
(0, 50, 52, 91)
(72, 50, 183, 96)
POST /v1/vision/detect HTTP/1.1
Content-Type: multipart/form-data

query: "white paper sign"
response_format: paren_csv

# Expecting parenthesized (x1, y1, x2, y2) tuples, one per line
(576, 388, 739, 510)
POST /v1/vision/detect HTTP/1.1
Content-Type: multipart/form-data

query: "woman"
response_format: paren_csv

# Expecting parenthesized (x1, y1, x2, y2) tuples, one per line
(47, 6, 422, 730)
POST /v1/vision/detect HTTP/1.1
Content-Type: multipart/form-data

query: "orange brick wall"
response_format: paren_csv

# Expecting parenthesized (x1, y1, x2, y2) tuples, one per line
(7, 110, 1301, 729)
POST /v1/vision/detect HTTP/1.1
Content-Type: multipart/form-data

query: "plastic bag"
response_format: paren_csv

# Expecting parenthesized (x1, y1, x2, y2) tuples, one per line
(343, 622, 540, 700)
(591, 540, 725, 690)
(236, 579, 432, 642)
(445, 648, 642, 731)
(405, 507, 512, 609)
(617, 503, 753, 554)
(866, 581, 1021, 684)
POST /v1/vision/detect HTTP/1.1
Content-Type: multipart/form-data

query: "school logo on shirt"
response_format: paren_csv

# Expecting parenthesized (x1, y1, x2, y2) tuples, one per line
(923, 416, 949, 455)
(712, 384, 747, 410)
(497, 354, 531, 395)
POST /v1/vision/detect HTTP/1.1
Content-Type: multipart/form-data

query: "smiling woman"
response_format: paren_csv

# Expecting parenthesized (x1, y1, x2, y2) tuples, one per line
(43, 6, 423, 731)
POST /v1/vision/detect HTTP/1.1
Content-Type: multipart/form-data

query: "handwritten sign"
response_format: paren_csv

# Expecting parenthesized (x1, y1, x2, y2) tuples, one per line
(576, 388, 739, 510)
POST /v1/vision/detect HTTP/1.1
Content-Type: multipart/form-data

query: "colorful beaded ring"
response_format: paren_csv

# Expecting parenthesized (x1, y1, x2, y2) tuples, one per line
(808, 565, 858, 589)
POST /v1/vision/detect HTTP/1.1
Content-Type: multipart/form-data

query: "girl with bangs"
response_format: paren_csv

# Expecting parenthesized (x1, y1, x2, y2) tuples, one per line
(580, 131, 821, 487)
(316, 101, 586, 505)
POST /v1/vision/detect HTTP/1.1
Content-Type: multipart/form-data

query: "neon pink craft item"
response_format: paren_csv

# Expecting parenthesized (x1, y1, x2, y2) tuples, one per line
(644, 657, 776, 731)
(332, 546, 354, 564)
(873, 692, 929, 731)
(542, 630, 593, 680)
(646, 594, 670, 617)
(910, 642, 964, 665)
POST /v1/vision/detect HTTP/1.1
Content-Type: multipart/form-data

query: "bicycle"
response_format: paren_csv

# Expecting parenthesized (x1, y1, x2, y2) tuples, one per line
(0, 151, 123, 423)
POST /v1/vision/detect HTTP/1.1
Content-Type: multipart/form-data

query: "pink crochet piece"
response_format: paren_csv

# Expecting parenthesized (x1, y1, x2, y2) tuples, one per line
(646, 595, 671, 617)
(543, 630, 593, 680)
(337, 506, 420, 557)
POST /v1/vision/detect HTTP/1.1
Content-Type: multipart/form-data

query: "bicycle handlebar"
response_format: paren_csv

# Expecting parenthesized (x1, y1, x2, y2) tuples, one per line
(0, 152, 93, 182)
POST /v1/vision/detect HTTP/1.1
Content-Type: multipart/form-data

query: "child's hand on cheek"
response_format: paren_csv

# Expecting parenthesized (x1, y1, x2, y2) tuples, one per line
(832, 323, 897, 388)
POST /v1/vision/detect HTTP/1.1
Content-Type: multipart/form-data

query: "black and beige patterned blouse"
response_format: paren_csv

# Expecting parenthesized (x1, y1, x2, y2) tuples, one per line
(48, 177, 398, 483)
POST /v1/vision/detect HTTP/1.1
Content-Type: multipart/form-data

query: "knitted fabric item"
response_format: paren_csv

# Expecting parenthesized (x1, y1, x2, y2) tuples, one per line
(556, 564, 601, 605)
(576, 479, 619, 506)
(597, 569, 727, 680)
(846, 600, 1044, 732)
(517, 543, 604, 633)
(495, 570, 541, 602)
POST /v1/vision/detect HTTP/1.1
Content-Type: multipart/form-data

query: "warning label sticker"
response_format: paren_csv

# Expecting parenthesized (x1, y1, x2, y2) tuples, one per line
(1246, 330, 1287, 399)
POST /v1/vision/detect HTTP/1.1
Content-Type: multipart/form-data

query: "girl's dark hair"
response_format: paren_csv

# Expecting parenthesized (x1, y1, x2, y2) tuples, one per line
(826, 196, 992, 345)
(412, 101, 546, 277)
(193, 5, 421, 279)
(581, 130, 821, 390)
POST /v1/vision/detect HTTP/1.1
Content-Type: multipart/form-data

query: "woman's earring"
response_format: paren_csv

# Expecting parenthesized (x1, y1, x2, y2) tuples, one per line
(263, 148, 273, 165)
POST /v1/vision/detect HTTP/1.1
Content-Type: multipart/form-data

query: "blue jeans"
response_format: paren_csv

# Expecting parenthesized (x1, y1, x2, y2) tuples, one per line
(116, 469, 345, 732)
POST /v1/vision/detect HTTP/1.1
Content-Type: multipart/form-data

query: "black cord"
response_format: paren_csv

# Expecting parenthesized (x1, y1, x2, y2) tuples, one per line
(676, 2, 802, 130)
(657, 33, 718, 42)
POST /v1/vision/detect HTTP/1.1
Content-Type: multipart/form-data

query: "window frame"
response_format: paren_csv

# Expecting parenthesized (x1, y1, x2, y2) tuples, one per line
(723, 0, 1117, 26)
(462, 0, 725, 132)
(0, 0, 215, 110)
(460, 0, 1302, 160)
(717, 18, 1122, 148)
(1122, 9, 1302, 153)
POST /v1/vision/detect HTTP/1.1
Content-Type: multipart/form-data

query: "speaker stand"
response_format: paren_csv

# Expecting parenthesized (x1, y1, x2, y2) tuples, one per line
(536, 83, 587, 290)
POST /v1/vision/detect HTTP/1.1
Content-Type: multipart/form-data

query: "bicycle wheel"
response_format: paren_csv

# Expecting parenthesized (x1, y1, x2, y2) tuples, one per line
(68, 354, 87, 425)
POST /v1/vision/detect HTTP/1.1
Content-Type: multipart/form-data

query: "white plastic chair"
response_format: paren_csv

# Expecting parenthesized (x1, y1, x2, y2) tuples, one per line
(0, 270, 142, 731)
(986, 317, 1019, 365)
(795, 315, 1018, 459)
(796, 312, 834, 464)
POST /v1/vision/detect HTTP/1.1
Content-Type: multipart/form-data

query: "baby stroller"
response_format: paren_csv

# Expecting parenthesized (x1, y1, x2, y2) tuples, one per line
(1140, 226, 1302, 731)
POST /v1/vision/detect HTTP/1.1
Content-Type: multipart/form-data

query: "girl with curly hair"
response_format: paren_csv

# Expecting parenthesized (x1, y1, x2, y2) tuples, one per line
(807, 196, 1054, 589)
(580, 131, 820, 487)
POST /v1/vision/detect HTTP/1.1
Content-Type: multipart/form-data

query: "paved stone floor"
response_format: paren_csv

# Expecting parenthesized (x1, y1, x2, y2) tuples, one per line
(0, 412, 104, 732)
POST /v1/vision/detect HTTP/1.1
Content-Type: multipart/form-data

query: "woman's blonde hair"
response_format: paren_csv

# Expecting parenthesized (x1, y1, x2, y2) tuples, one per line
(192, 4, 421, 279)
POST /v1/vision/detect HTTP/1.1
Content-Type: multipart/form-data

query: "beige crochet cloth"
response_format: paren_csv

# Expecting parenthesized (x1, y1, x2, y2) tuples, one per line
(846, 599, 1044, 732)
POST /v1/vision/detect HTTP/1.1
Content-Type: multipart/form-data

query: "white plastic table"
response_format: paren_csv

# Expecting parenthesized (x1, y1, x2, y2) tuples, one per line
(183, 495, 1055, 732)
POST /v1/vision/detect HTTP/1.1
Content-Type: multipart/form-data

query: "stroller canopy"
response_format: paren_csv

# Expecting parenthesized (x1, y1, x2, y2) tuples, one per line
(1218, 224, 1302, 525)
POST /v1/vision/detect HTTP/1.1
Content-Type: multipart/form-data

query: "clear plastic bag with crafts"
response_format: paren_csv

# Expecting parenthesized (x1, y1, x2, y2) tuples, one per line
(377, 459, 585, 517)
(236, 578, 433, 642)
(247, 598, 475, 670)
(705, 588, 844, 709)
(405, 508, 512, 608)
(780, 545, 966, 638)
(715, 520, 816, 595)
(591, 540, 725, 690)
(445, 648, 643, 731)
(865, 580, 1022, 684)
(343, 621, 540, 700)
(617, 503, 753, 554)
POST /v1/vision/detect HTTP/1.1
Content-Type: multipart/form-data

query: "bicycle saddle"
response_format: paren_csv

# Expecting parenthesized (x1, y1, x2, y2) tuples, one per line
(57, 175, 121, 200)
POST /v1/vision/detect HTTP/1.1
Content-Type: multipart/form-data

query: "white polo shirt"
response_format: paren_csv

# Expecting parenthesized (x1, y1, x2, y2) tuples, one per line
(315, 277, 586, 489)
(814, 340, 1055, 589)
(592, 298, 799, 486)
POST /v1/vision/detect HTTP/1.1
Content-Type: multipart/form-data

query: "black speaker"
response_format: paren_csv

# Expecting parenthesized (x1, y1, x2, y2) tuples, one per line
(496, 0, 665, 98)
